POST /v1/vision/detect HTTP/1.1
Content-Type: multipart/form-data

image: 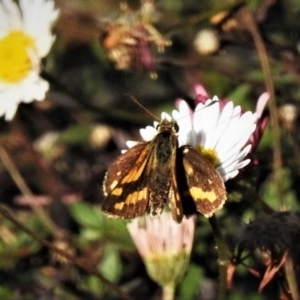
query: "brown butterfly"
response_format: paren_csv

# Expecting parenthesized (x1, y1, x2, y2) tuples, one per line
(102, 116, 226, 223)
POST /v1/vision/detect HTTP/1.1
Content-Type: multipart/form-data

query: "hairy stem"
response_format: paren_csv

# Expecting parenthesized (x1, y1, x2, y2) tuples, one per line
(241, 7, 284, 210)
(209, 215, 230, 300)
(0, 146, 62, 237)
(284, 254, 299, 300)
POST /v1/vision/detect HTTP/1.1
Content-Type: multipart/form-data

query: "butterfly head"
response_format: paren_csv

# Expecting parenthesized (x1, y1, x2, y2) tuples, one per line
(156, 116, 179, 134)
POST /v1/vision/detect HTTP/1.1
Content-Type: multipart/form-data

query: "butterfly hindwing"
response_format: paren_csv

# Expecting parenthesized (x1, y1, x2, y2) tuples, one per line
(180, 145, 227, 217)
(102, 142, 152, 218)
(169, 172, 184, 223)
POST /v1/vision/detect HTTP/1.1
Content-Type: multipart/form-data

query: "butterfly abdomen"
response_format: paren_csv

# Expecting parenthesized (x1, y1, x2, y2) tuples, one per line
(147, 131, 178, 216)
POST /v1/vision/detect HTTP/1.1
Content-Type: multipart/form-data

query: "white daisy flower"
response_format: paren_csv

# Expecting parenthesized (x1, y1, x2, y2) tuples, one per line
(129, 97, 257, 182)
(127, 211, 195, 288)
(0, 0, 59, 120)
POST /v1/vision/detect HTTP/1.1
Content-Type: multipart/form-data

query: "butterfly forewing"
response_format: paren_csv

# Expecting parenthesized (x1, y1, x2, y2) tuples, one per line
(180, 146, 227, 217)
(102, 142, 152, 218)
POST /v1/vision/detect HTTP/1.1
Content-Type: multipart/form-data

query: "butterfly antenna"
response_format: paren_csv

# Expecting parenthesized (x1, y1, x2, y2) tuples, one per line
(124, 93, 160, 121)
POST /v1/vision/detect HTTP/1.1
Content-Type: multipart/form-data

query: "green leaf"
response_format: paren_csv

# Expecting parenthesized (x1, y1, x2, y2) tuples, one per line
(227, 84, 252, 109)
(69, 202, 134, 249)
(86, 274, 105, 295)
(98, 245, 122, 282)
(0, 287, 13, 299)
(229, 290, 265, 300)
(58, 125, 93, 145)
(261, 168, 298, 211)
(69, 202, 104, 229)
(178, 264, 203, 300)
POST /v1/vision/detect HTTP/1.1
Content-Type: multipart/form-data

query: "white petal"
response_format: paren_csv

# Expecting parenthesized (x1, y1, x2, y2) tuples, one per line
(126, 141, 138, 148)
(0, 72, 49, 120)
(213, 105, 241, 152)
(20, 0, 59, 57)
(0, 87, 21, 119)
(193, 99, 220, 146)
(161, 111, 172, 121)
(217, 139, 253, 178)
(206, 101, 235, 149)
(234, 159, 251, 169)
(0, 0, 22, 32)
(140, 126, 157, 141)
(220, 170, 239, 181)
(215, 111, 256, 159)
(220, 144, 252, 167)
(173, 101, 193, 145)
(4, 103, 18, 120)
(153, 121, 159, 128)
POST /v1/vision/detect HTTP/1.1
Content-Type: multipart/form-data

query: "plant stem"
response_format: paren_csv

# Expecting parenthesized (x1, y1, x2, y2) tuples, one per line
(241, 7, 284, 210)
(0, 146, 62, 237)
(284, 254, 299, 300)
(162, 283, 176, 300)
(209, 215, 230, 300)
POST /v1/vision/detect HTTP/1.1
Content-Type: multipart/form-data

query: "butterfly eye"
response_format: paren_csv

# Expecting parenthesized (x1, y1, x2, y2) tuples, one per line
(174, 122, 179, 132)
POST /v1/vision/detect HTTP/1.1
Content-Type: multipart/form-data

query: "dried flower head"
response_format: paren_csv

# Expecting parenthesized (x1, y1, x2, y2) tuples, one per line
(100, 1, 171, 74)
(228, 212, 300, 292)
(241, 212, 300, 255)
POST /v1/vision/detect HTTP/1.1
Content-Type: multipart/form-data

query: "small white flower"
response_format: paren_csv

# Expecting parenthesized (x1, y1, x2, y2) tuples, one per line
(133, 97, 257, 182)
(127, 211, 195, 287)
(0, 0, 59, 120)
(127, 212, 195, 258)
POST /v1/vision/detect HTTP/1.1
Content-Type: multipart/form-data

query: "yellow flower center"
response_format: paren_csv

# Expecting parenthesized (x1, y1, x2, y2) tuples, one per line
(0, 31, 35, 83)
(195, 145, 220, 167)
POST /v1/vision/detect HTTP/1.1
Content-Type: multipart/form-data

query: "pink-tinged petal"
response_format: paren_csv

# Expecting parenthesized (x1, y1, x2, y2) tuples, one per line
(194, 84, 209, 104)
(256, 92, 269, 118)
(194, 84, 209, 97)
